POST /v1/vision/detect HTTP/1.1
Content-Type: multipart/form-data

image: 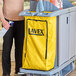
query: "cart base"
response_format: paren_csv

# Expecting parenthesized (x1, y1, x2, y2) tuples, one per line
(19, 56, 76, 76)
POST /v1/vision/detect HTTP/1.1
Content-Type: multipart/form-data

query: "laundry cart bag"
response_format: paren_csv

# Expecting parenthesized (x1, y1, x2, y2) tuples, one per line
(22, 15, 56, 71)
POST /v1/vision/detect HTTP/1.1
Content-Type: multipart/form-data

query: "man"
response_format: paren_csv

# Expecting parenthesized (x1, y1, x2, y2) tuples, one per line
(0, 0, 24, 76)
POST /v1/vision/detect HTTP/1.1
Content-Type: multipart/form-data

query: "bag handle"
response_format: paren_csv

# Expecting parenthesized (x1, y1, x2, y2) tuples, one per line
(36, 0, 44, 13)
(19, 0, 44, 16)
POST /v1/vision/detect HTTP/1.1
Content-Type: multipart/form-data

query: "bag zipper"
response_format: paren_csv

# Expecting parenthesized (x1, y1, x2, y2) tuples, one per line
(45, 21, 48, 59)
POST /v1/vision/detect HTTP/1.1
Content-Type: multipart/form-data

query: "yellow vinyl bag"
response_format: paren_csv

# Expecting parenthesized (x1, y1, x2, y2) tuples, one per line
(22, 15, 56, 71)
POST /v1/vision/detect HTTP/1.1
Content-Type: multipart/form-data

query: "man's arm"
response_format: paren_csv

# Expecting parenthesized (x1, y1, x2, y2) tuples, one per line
(0, 0, 10, 30)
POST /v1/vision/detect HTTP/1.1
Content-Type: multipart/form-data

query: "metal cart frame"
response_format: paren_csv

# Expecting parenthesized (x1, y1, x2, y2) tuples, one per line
(19, 1, 76, 75)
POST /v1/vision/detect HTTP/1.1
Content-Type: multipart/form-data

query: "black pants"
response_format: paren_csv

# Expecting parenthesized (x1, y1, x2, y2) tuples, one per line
(2, 19, 24, 75)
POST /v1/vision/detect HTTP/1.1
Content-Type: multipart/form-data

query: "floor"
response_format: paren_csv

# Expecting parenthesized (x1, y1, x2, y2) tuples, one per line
(0, 51, 76, 76)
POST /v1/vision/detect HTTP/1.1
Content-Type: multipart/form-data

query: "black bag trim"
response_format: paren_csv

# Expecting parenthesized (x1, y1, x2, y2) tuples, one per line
(25, 19, 48, 59)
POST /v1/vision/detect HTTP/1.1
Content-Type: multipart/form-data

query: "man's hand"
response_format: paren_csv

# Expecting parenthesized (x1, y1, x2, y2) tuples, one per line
(1, 19, 11, 30)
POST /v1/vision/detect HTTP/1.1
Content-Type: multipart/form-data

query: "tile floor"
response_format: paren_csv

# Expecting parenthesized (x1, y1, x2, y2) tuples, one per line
(0, 51, 76, 76)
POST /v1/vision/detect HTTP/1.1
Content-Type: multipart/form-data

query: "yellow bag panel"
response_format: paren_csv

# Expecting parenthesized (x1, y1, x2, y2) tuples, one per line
(22, 16, 56, 71)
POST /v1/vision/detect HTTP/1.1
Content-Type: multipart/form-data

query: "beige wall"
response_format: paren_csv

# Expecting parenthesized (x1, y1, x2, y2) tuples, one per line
(0, 38, 3, 51)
